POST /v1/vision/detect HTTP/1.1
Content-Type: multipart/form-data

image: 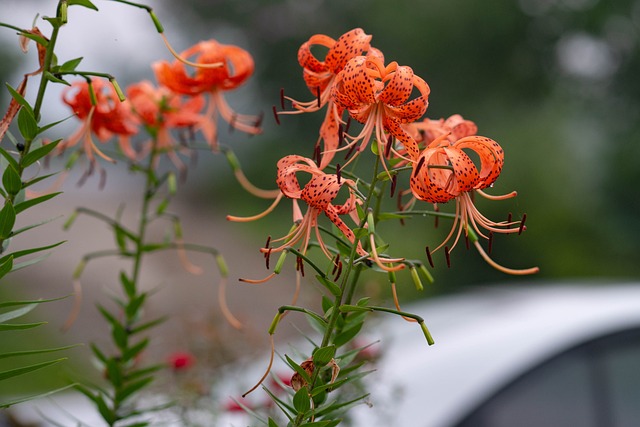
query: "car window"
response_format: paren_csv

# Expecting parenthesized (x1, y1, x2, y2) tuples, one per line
(454, 328, 640, 427)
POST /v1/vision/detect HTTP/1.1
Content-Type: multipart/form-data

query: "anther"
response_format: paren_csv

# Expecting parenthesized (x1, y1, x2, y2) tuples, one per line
(265, 248, 272, 270)
(390, 174, 397, 198)
(344, 140, 357, 160)
(425, 246, 435, 268)
(229, 113, 237, 132)
(518, 213, 527, 235)
(434, 204, 439, 228)
(316, 86, 321, 108)
(385, 134, 393, 158)
(444, 246, 451, 268)
(314, 144, 321, 167)
(344, 116, 352, 134)
(507, 212, 512, 223)
(272, 105, 281, 125)
(331, 255, 341, 275)
(280, 87, 285, 110)
(334, 261, 343, 281)
(336, 163, 342, 185)
(264, 236, 272, 252)
(464, 233, 470, 250)
(338, 124, 344, 147)
(254, 112, 264, 128)
(414, 156, 425, 177)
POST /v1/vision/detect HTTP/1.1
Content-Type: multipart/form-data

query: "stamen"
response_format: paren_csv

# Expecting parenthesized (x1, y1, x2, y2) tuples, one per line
(264, 235, 272, 250)
(272, 105, 281, 125)
(338, 124, 344, 147)
(239, 273, 277, 284)
(334, 261, 343, 281)
(160, 33, 223, 69)
(390, 174, 397, 198)
(385, 134, 393, 158)
(344, 116, 352, 134)
(413, 156, 425, 177)
(474, 241, 540, 275)
(280, 87, 285, 110)
(265, 248, 272, 269)
(344, 140, 357, 160)
(316, 86, 321, 108)
(434, 203, 439, 228)
(425, 246, 435, 268)
(445, 246, 451, 268)
(507, 212, 512, 223)
(296, 256, 305, 277)
(336, 163, 341, 185)
(518, 213, 527, 235)
(331, 254, 341, 275)
(218, 277, 243, 329)
(397, 189, 405, 226)
(464, 233, 469, 250)
(229, 113, 237, 132)
(254, 111, 264, 129)
(314, 144, 321, 167)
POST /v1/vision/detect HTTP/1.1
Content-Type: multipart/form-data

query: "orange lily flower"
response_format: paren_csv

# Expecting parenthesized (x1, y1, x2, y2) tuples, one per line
(127, 80, 205, 170)
(278, 28, 380, 168)
(60, 79, 138, 168)
(153, 40, 262, 150)
(406, 114, 478, 148)
(268, 155, 366, 259)
(331, 55, 430, 167)
(411, 134, 538, 275)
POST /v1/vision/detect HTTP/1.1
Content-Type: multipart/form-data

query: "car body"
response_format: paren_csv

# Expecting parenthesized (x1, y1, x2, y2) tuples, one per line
(350, 281, 640, 427)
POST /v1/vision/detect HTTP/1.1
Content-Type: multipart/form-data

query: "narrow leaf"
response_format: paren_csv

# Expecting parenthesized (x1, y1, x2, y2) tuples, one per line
(292, 388, 311, 414)
(13, 192, 61, 214)
(0, 383, 77, 409)
(68, 0, 99, 10)
(2, 165, 22, 195)
(0, 241, 65, 264)
(0, 344, 78, 360)
(116, 377, 154, 403)
(17, 108, 38, 140)
(5, 83, 33, 117)
(0, 303, 37, 323)
(21, 140, 61, 167)
(0, 255, 13, 280)
(58, 57, 83, 73)
(313, 345, 336, 367)
(0, 202, 16, 239)
(0, 358, 66, 381)
(316, 275, 341, 297)
(0, 322, 46, 331)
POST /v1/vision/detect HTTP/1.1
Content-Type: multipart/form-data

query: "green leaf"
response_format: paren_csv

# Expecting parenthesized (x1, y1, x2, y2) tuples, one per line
(292, 388, 311, 414)
(0, 303, 37, 323)
(315, 275, 341, 297)
(0, 202, 16, 239)
(286, 355, 311, 387)
(0, 358, 66, 381)
(57, 57, 83, 73)
(129, 316, 168, 335)
(68, 0, 99, 10)
(2, 165, 22, 196)
(5, 83, 33, 117)
(268, 418, 279, 427)
(15, 32, 48, 50)
(90, 343, 108, 365)
(120, 272, 135, 298)
(334, 322, 364, 348)
(0, 322, 46, 331)
(21, 140, 61, 168)
(0, 383, 77, 409)
(0, 255, 13, 280)
(17, 108, 38, 140)
(338, 304, 372, 313)
(313, 345, 336, 367)
(105, 359, 122, 387)
(0, 295, 68, 309)
(14, 192, 62, 214)
(122, 338, 149, 362)
(9, 215, 62, 238)
(44, 71, 70, 86)
(0, 146, 19, 171)
(116, 376, 154, 403)
(0, 241, 65, 265)
(0, 345, 78, 360)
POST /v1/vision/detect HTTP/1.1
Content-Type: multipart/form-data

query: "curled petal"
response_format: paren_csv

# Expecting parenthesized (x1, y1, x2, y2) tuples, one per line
(454, 136, 504, 189)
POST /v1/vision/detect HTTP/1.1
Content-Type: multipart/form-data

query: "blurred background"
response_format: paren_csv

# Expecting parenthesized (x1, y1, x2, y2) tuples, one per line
(1, 0, 640, 405)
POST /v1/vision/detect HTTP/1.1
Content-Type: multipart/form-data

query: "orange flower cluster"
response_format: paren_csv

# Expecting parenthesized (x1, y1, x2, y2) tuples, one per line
(262, 28, 538, 275)
(59, 39, 261, 176)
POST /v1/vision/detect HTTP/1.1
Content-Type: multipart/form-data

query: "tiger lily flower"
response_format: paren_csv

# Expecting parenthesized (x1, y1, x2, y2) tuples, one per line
(331, 55, 430, 168)
(60, 79, 138, 174)
(153, 39, 262, 150)
(411, 134, 538, 275)
(127, 80, 205, 171)
(278, 28, 379, 168)
(267, 155, 366, 260)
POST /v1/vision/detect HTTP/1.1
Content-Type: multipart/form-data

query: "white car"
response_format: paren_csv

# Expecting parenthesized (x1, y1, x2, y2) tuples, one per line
(351, 281, 640, 427)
